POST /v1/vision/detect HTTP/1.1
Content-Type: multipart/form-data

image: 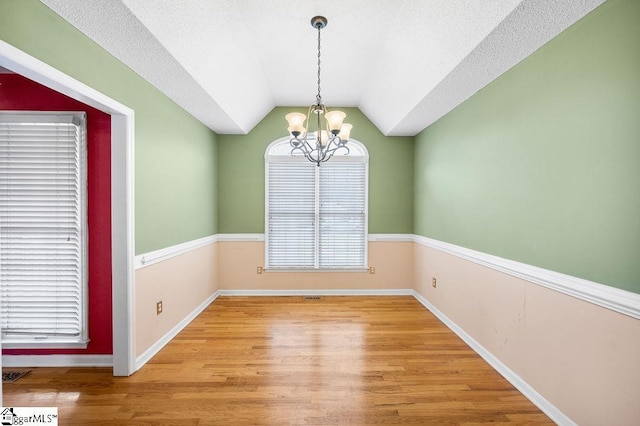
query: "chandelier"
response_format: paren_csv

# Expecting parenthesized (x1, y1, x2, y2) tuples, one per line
(285, 16, 353, 166)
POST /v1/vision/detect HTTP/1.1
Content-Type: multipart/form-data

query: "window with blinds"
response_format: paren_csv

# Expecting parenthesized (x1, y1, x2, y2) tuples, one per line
(265, 139, 368, 270)
(0, 111, 88, 348)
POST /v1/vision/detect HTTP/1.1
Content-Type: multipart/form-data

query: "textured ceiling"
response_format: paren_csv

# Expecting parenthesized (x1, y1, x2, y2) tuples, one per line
(40, 0, 605, 136)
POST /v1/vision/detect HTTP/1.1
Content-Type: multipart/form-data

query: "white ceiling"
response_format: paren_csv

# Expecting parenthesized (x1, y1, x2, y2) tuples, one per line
(40, 0, 605, 136)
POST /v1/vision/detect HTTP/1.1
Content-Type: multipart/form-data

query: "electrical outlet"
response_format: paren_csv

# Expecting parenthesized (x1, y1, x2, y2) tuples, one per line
(432, 277, 437, 288)
(369, 266, 376, 274)
(156, 300, 163, 315)
(257, 266, 263, 274)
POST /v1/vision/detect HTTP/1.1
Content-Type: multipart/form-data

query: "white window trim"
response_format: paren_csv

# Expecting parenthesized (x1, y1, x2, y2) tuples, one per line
(264, 137, 369, 271)
(0, 40, 136, 376)
(0, 111, 89, 349)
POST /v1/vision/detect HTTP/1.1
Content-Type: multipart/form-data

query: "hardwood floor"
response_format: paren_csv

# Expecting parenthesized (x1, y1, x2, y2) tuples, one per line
(3, 296, 552, 424)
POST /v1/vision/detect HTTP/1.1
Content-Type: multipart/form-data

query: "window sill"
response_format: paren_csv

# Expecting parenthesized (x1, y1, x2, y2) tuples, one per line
(264, 268, 369, 273)
(1, 339, 89, 350)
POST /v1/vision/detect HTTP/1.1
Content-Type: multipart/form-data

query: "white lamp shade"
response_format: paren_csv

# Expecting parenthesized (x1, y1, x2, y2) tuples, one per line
(325, 110, 346, 133)
(338, 123, 352, 141)
(285, 112, 306, 133)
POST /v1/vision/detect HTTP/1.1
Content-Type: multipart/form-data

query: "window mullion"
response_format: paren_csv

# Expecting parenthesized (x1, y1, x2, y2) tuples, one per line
(314, 164, 320, 269)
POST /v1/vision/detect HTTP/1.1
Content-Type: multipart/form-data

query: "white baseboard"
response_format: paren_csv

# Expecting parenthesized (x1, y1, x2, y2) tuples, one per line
(411, 290, 576, 426)
(135, 291, 220, 371)
(2, 354, 113, 368)
(215, 233, 265, 242)
(368, 234, 415, 242)
(217, 289, 414, 297)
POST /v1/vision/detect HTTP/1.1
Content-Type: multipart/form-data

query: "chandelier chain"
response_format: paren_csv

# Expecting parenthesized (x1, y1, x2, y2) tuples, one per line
(316, 23, 322, 105)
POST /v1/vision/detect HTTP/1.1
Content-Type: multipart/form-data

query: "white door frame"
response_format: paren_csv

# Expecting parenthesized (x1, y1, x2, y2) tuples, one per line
(0, 40, 136, 378)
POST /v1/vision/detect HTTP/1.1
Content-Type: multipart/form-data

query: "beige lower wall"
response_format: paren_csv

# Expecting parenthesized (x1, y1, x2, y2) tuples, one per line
(414, 243, 640, 426)
(133, 240, 410, 359)
(133, 236, 639, 425)
(217, 241, 413, 290)
(135, 243, 218, 357)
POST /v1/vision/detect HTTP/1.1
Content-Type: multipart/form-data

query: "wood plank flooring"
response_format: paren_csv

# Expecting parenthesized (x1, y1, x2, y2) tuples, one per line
(3, 296, 552, 424)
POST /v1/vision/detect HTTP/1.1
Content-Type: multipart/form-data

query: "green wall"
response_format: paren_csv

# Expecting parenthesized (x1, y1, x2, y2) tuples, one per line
(5, 0, 636, 293)
(0, 0, 218, 254)
(218, 107, 413, 233)
(414, 0, 640, 293)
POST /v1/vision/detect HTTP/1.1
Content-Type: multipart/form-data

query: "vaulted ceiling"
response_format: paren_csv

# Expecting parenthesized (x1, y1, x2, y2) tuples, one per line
(40, 0, 604, 136)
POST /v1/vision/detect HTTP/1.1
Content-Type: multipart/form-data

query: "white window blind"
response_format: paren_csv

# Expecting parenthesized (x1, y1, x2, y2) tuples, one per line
(267, 162, 316, 268)
(0, 112, 88, 348)
(319, 162, 366, 267)
(266, 139, 368, 270)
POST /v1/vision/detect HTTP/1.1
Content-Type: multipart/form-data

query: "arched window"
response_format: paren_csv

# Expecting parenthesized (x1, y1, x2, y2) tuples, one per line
(265, 138, 369, 270)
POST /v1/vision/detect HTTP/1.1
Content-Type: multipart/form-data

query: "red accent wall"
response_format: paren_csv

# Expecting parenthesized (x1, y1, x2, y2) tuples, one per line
(1, 73, 113, 355)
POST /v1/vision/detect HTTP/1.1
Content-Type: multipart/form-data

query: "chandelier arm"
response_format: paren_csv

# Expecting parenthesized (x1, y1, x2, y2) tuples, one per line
(308, 145, 322, 166)
(320, 145, 330, 162)
(289, 135, 303, 148)
(317, 146, 335, 164)
(290, 134, 313, 156)
(320, 150, 337, 163)
(290, 145, 305, 157)
(328, 135, 342, 149)
(304, 138, 316, 154)
(325, 138, 351, 156)
(333, 144, 350, 156)
(291, 143, 308, 158)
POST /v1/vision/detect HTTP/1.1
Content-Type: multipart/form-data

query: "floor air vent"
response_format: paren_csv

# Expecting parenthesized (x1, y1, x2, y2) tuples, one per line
(2, 370, 31, 383)
(303, 295, 322, 300)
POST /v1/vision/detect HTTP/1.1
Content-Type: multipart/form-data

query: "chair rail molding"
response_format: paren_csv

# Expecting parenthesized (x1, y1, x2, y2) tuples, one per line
(413, 235, 640, 320)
